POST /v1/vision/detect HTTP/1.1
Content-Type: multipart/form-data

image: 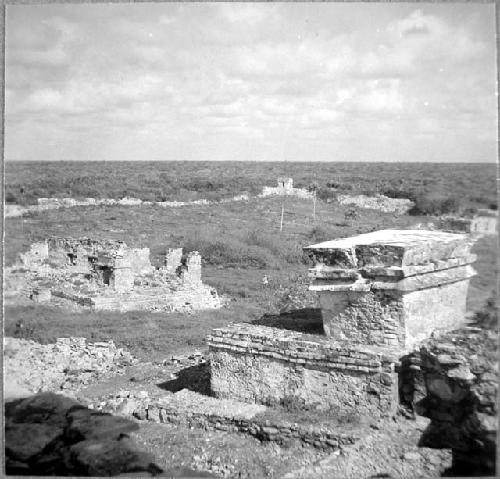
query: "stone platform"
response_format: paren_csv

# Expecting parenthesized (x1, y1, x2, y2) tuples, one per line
(208, 229, 477, 418)
(208, 323, 399, 417)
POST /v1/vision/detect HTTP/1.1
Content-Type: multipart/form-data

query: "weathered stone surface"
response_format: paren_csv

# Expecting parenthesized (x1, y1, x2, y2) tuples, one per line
(260, 177, 313, 199)
(4, 337, 137, 396)
(305, 229, 475, 272)
(416, 326, 497, 476)
(208, 323, 398, 417)
(5, 236, 224, 313)
(305, 230, 476, 350)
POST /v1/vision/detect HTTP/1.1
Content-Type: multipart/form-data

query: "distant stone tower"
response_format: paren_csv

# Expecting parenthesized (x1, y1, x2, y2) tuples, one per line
(277, 177, 293, 194)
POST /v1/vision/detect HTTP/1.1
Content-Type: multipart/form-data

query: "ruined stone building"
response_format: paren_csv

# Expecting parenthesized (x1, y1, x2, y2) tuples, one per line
(208, 229, 477, 417)
(9, 238, 222, 312)
(260, 177, 313, 199)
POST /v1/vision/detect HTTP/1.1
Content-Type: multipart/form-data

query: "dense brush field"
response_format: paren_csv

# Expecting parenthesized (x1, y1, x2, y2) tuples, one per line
(4, 178, 497, 361)
(5, 161, 497, 215)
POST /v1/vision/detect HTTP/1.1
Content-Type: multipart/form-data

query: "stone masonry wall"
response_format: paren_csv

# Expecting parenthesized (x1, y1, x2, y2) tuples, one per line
(164, 248, 183, 274)
(402, 280, 469, 347)
(319, 280, 472, 351)
(317, 290, 405, 348)
(208, 324, 398, 417)
(416, 327, 497, 476)
(179, 252, 202, 285)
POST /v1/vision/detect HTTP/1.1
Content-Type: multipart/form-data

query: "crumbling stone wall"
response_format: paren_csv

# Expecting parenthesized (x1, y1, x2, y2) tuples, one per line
(416, 327, 497, 476)
(208, 324, 398, 417)
(164, 247, 183, 274)
(260, 177, 313, 199)
(7, 238, 223, 313)
(178, 252, 202, 285)
(97, 389, 359, 452)
(19, 241, 49, 268)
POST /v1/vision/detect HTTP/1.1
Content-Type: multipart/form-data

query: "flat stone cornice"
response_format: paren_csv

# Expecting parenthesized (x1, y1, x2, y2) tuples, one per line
(308, 255, 477, 281)
(310, 264, 476, 293)
(304, 229, 475, 269)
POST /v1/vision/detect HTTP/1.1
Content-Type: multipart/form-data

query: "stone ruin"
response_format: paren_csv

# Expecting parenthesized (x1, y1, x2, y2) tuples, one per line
(260, 177, 313, 199)
(7, 238, 222, 312)
(415, 208, 498, 236)
(208, 229, 477, 418)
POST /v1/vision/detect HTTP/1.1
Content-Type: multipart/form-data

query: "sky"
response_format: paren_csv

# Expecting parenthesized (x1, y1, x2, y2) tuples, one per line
(4, 2, 498, 163)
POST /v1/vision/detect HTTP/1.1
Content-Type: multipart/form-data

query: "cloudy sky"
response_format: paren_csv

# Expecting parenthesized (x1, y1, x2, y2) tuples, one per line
(5, 2, 497, 163)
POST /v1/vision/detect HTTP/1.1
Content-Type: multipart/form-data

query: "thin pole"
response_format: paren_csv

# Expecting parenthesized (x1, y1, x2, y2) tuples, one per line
(280, 203, 285, 232)
(313, 190, 317, 222)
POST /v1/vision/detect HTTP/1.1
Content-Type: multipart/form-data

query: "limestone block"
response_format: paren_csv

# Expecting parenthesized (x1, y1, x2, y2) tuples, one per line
(305, 230, 477, 350)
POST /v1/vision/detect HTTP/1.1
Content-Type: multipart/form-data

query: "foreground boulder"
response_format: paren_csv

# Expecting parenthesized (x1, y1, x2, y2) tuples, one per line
(5, 392, 163, 476)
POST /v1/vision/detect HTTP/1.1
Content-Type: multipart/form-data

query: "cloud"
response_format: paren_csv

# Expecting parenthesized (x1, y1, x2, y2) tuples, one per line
(4, 3, 497, 163)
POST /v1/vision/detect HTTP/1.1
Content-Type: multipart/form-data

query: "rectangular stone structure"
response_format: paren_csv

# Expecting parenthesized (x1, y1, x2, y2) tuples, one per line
(208, 323, 399, 417)
(304, 230, 477, 350)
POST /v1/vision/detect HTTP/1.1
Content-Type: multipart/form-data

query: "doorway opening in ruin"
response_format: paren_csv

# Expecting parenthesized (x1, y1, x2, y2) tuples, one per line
(67, 253, 77, 266)
(98, 266, 112, 286)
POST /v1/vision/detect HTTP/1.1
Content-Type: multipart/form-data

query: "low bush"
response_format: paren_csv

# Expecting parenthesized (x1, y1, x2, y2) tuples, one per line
(316, 187, 337, 202)
(408, 194, 463, 216)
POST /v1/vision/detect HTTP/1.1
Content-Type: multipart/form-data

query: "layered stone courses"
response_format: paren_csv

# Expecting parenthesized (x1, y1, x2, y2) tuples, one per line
(209, 229, 477, 419)
(208, 323, 399, 416)
(304, 230, 477, 350)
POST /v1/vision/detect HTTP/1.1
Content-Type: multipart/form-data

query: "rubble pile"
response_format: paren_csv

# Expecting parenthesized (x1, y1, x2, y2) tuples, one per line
(416, 326, 497, 476)
(4, 337, 138, 398)
(337, 194, 414, 214)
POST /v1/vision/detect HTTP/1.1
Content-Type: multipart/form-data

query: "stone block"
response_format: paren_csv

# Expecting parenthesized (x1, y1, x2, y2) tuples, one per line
(304, 230, 476, 350)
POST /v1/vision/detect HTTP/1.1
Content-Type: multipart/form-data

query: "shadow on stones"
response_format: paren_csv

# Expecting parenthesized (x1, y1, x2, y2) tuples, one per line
(5, 392, 164, 476)
(157, 362, 212, 396)
(251, 308, 324, 335)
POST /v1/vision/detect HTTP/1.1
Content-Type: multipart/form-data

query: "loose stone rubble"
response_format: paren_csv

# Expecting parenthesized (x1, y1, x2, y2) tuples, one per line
(5, 237, 223, 312)
(4, 194, 251, 217)
(208, 229, 477, 418)
(337, 194, 414, 214)
(414, 209, 498, 235)
(4, 337, 138, 399)
(416, 326, 497, 476)
(260, 177, 314, 199)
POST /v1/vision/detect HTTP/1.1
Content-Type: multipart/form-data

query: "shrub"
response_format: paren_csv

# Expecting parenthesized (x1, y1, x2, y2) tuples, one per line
(408, 194, 463, 216)
(308, 225, 332, 243)
(471, 295, 498, 330)
(5, 192, 17, 204)
(316, 187, 337, 202)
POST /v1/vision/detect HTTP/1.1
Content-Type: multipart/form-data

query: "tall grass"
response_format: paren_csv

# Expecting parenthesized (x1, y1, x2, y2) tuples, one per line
(183, 227, 307, 269)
